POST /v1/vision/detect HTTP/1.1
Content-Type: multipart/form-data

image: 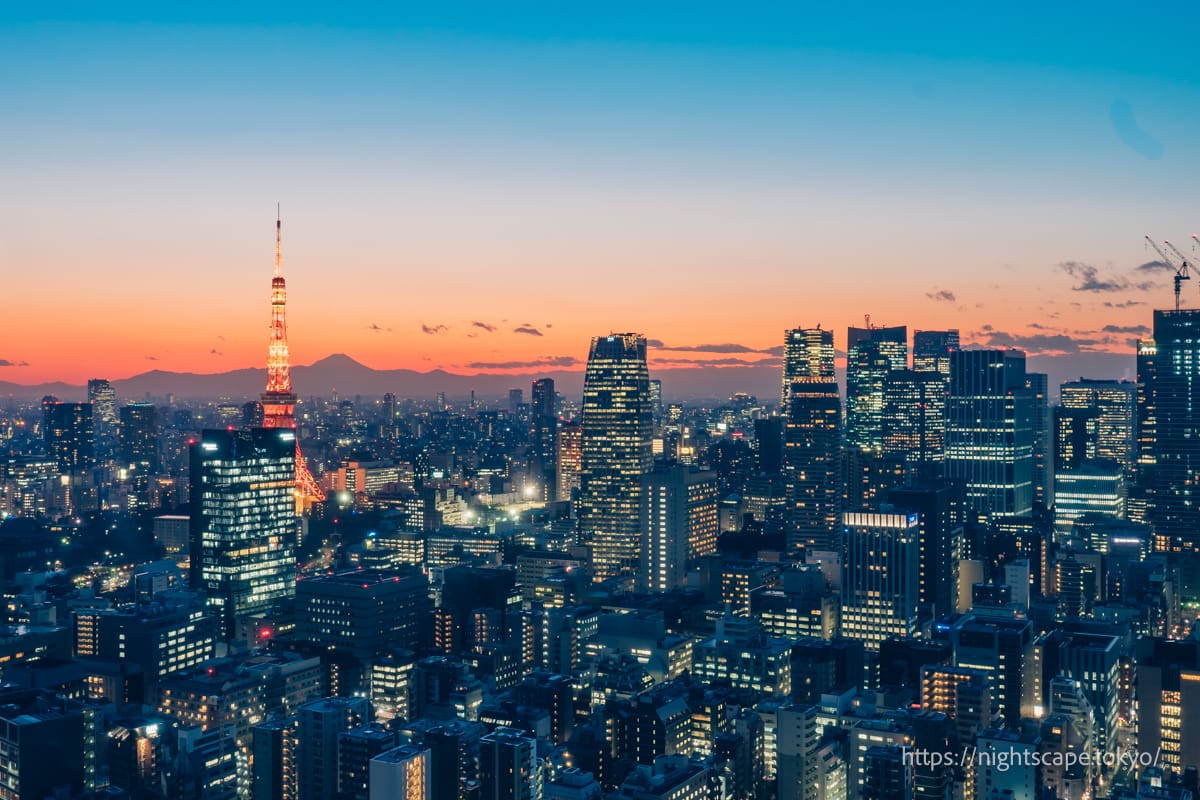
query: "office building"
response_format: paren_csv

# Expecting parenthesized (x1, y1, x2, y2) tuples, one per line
(946, 349, 1033, 521)
(638, 464, 718, 593)
(783, 379, 842, 554)
(556, 422, 582, 501)
(43, 400, 94, 471)
(189, 428, 297, 640)
(912, 329, 959, 377)
(1148, 311, 1200, 591)
(1060, 379, 1137, 474)
(296, 568, 430, 659)
(579, 334, 653, 582)
(846, 325, 907, 453)
(881, 369, 946, 471)
(1053, 460, 1125, 538)
(1027, 372, 1051, 509)
(531, 378, 557, 502)
(119, 402, 159, 472)
(886, 483, 963, 620)
(781, 326, 835, 407)
(840, 512, 920, 665)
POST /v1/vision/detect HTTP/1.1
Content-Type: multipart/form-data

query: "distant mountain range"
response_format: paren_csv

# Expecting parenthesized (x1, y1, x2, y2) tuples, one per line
(0, 351, 1136, 404)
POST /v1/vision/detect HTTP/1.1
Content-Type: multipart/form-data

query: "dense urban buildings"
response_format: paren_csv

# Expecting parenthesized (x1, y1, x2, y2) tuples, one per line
(4, 220, 1200, 800)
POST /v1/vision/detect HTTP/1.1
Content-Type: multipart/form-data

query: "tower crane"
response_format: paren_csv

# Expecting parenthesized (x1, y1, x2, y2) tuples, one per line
(1146, 235, 1189, 312)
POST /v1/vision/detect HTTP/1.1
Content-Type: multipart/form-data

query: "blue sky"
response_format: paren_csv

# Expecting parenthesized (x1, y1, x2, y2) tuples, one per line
(2, 3, 1199, 382)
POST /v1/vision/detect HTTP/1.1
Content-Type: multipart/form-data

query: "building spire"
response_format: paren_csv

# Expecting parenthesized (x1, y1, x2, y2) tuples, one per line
(275, 203, 282, 277)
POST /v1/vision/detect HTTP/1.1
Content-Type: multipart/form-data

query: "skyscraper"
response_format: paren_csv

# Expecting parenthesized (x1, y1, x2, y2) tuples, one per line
(1026, 372, 1051, 509)
(1060, 379, 1136, 474)
(846, 325, 907, 453)
(880, 369, 946, 472)
(1148, 310, 1200, 585)
(912, 330, 959, 377)
(119, 402, 159, 472)
(579, 334, 653, 583)
(260, 212, 325, 507)
(189, 427, 297, 640)
(43, 401, 94, 472)
(841, 512, 920, 676)
(87, 378, 117, 456)
(946, 349, 1033, 521)
(531, 379, 557, 502)
(782, 380, 842, 555)
(478, 727, 542, 800)
(556, 422, 582, 501)
(781, 327, 835, 408)
(638, 463, 719, 593)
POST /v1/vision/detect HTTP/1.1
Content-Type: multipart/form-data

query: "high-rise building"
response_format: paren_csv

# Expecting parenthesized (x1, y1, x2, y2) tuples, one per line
(946, 349, 1033, 521)
(638, 463, 718, 593)
(950, 613, 1035, 726)
(1148, 310, 1200, 581)
(881, 369, 946, 471)
(1060, 379, 1136, 474)
(782, 380, 842, 554)
(43, 401, 94, 471)
(885, 484, 963, 620)
(845, 324, 907, 453)
(87, 378, 117, 457)
(370, 746, 431, 800)
(912, 329, 959, 377)
(479, 727, 542, 800)
(781, 327, 835, 408)
(1053, 460, 1125, 538)
(556, 422, 582, 501)
(841, 512, 920, 666)
(1026, 372, 1051, 509)
(189, 428, 297, 640)
(531, 379, 557, 502)
(260, 212, 325, 506)
(297, 697, 369, 800)
(119, 402, 159, 472)
(579, 334, 653, 582)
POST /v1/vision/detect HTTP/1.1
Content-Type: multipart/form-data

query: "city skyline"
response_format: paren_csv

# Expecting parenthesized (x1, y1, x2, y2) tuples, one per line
(3, 4, 1200, 384)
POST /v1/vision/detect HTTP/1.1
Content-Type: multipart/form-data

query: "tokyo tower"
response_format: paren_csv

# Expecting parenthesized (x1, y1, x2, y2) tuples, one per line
(261, 209, 326, 507)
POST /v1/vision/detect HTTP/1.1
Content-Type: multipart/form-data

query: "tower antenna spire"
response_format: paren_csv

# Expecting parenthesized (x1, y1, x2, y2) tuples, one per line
(274, 203, 282, 277)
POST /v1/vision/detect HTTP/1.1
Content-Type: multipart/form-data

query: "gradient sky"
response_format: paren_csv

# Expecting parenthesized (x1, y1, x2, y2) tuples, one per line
(3, 3, 1200, 384)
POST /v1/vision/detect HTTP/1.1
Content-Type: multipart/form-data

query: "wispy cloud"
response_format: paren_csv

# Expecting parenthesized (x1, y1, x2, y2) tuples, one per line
(471, 321, 497, 333)
(467, 355, 580, 369)
(0, 359, 29, 367)
(1102, 324, 1151, 335)
(925, 289, 956, 302)
(1058, 261, 1158, 293)
(366, 323, 392, 333)
(513, 325, 543, 337)
(421, 323, 448, 335)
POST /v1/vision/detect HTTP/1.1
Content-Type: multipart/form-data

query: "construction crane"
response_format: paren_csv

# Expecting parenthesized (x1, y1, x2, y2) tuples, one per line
(1146, 235, 1189, 311)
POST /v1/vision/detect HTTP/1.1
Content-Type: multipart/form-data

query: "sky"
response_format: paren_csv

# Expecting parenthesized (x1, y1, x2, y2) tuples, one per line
(2, 2, 1200, 385)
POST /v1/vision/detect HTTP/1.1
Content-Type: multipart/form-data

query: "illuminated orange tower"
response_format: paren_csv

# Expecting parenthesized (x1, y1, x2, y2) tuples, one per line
(262, 209, 326, 507)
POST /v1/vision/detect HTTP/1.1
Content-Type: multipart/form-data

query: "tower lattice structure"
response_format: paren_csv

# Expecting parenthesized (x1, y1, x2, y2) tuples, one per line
(262, 212, 326, 506)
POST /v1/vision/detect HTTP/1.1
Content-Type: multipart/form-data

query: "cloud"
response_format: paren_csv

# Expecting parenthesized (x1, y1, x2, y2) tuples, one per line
(513, 326, 543, 336)
(471, 321, 497, 333)
(467, 355, 580, 370)
(651, 341, 777, 355)
(972, 330, 1104, 355)
(209, 348, 223, 355)
(1136, 260, 1173, 272)
(1104, 300, 1143, 308)
(146, 356, 159, 361)
(421, 323, 448, 335)
(0, 359, 28, 367)
(926, 289, 956, 302)
(652, 356, 783, 368)
(1058, 261, 1159, 293)
(1102, 324, 1151, 335)
(366, 323, 393, 333)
